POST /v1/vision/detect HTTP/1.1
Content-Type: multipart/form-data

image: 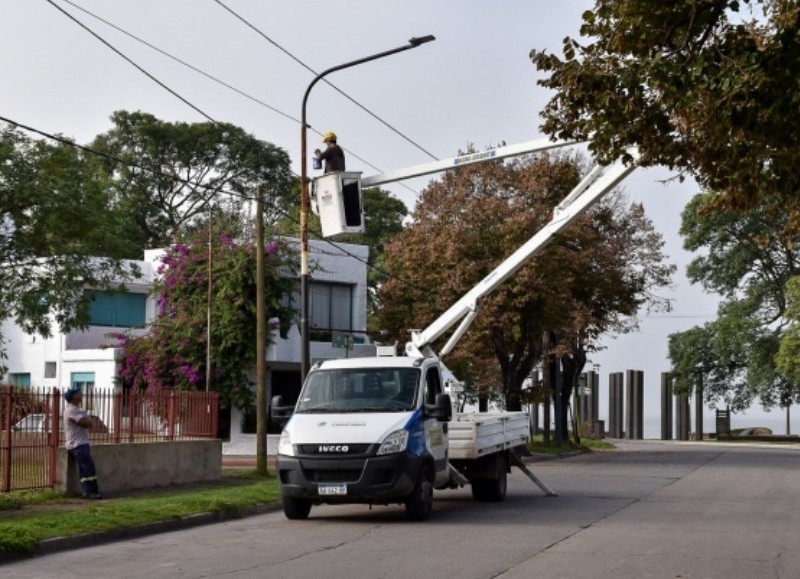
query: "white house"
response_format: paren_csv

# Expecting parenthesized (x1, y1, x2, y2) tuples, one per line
(1, 238, 372, 454)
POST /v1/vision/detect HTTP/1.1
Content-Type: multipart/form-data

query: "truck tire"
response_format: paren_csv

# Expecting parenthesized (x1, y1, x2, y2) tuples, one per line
(405, 465, 434, 521)
(471, 454, 507, 502)
(282, 495, 312, 520)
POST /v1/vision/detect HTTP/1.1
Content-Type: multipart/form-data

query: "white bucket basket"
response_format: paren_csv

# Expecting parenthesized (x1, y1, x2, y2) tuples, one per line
(311, 171, 365, 238)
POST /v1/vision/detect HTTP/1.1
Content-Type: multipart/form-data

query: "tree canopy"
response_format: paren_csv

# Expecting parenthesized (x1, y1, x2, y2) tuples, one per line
(112, 226, 297, 409)
(668, 191, 800, 410)
(91, 110, 296, 255)
(377, 151, 674, 412)
(531, 0, 800, 232)
(0, 124, 137, 374)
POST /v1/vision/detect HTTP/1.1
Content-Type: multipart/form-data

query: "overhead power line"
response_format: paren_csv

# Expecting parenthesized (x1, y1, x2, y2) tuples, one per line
(60, 0, 300, 126)
(45, 0, 217, 123)
(54, 0, 420, 186)
(212, 0, 440, 161)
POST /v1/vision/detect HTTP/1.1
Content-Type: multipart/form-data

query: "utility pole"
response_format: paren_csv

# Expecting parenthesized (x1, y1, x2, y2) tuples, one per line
(256, 185, 268, 474)
(206, 204, 212, 393)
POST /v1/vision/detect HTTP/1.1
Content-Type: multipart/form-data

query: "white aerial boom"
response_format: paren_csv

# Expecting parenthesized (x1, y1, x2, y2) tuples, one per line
(312, 140, 640, 359)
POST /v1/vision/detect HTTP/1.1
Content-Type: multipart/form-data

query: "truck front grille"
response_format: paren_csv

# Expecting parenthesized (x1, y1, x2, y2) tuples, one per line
(297, 443, 371, 456)
(305, 469, 362, 483)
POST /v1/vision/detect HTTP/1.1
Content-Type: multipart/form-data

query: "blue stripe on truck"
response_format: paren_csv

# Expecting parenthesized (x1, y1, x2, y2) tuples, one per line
(404, 409, 426, 456)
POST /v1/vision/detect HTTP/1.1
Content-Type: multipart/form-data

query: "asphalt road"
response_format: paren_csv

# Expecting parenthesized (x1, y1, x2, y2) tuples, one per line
(4, 440, 799, 579)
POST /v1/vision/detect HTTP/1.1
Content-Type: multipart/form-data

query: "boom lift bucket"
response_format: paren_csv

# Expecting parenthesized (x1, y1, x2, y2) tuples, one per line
(311, 171, 365, 238)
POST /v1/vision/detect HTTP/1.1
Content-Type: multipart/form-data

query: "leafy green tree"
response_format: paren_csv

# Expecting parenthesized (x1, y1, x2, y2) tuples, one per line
(776, 277, 800, 388)
(669, 191, 800, 409)
(378, 151, 673, 413)
(0, 124, 137, 374)
(92, 111, 296, 255)
(113, 225, 297, 409)
(531, 0, 800, 232)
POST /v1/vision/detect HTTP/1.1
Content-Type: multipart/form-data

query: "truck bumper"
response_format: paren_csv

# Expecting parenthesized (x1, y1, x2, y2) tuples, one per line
(276, 452, 421, 504)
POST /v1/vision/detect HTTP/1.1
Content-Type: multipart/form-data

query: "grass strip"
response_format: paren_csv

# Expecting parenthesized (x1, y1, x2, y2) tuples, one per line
(528, 435, 615, 456)
(0, 473, 280, 555)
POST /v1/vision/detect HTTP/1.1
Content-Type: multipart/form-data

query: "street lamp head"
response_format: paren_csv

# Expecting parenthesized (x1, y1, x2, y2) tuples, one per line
(409, 35, 436, 47)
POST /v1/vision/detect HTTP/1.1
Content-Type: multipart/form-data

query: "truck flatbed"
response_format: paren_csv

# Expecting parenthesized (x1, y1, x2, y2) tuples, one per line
(448, 412, 530, 460)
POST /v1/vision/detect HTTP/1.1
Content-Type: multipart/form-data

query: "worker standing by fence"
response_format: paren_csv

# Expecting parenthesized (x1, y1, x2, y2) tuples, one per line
(64, 388, 102, 499)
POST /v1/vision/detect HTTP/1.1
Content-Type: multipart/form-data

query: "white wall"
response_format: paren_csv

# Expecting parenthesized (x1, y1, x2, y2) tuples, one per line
(2, 258, 154, 390)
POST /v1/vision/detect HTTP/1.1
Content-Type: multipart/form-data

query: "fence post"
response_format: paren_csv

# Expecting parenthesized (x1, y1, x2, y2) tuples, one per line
(2, 387, 12, 492)
(129, 391, 137, 443)
(167, 391, 177, 440)
(49, 388, 61, 488)
(211, 393, 218, 439)
(114, 391, 122, 444)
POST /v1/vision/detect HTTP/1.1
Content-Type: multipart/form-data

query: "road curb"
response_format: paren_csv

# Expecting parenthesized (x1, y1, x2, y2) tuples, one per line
(0, 502, 283, 564)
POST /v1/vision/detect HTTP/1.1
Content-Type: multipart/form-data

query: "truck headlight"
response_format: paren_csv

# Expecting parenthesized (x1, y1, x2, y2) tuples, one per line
(278, 430, 295, 457)
(377, 429, 409, 456)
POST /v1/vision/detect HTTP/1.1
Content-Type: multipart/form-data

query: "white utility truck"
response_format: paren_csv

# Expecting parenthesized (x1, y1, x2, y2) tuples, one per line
(273, 141, 639, 520)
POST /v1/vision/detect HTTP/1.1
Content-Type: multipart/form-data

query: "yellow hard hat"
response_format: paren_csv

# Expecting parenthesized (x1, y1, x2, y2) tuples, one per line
(323, 131, 337, 143)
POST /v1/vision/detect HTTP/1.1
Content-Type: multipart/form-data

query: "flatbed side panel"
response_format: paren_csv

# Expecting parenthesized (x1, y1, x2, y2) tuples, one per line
(448, 412, 530, 460)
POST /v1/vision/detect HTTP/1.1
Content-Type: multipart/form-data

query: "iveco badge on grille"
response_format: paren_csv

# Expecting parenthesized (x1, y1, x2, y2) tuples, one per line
(318, 445, 349, 453)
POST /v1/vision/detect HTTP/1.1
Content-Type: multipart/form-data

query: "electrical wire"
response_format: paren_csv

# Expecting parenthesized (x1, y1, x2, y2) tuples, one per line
(0, 115, 434, 297)
(59, 0, 301, 126)
(45, 0, 217, 124)
(53, 0, 421, 192)
(47, 0, 302, 181)
(213, 0, 440, 162)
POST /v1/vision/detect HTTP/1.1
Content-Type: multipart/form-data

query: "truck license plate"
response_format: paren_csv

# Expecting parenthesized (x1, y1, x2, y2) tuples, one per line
(318, 483, 347, 496)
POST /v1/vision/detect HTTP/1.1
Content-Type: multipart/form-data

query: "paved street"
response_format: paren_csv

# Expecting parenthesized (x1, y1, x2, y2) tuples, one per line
(4, 440, 799, 579)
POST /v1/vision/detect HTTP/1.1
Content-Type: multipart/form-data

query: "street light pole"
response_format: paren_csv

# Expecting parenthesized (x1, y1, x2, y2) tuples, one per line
(299, 35, 435, 381)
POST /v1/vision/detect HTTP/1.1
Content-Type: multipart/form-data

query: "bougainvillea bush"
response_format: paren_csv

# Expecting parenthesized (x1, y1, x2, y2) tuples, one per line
(113, 228, 297, 410)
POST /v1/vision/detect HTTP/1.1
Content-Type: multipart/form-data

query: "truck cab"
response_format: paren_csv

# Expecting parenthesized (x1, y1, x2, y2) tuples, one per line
(273, 356, 452, 520)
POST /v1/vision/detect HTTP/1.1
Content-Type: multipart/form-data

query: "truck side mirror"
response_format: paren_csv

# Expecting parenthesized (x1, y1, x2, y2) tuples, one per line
(271, 395, 294, 426)
(425, 393, 452, 422)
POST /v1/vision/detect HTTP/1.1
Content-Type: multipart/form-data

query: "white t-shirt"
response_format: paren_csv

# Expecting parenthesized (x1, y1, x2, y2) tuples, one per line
(64, 403, 90, 449)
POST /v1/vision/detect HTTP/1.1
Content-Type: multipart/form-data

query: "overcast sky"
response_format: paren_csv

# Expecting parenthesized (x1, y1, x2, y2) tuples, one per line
(2, 1, 784, 432)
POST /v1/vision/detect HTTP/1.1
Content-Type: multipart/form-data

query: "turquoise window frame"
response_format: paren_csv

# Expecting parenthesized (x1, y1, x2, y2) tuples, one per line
(86, 291, 146, 327)
(10, 373, 31, 388)
(71, 372, 95, 392)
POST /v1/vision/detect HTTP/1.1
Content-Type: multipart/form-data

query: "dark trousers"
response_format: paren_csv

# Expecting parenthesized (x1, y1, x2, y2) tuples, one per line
(69, 444, 99, 495)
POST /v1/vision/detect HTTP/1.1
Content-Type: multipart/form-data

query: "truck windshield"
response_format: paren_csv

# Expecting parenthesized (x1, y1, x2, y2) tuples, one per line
(297, 368, 419, 413)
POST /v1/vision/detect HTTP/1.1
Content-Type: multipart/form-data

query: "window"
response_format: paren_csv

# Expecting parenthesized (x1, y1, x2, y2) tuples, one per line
(10, 373, 31, 388)
(44, 362, 57, 379)
(310, 282, 353, 332)
(86, 291, 146, 327)
(71, 372, 95, 393)
(424, 367, 442, 405)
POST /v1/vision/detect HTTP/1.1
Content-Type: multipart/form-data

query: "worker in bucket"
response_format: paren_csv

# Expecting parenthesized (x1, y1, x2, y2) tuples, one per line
(313, 131, 345, 173)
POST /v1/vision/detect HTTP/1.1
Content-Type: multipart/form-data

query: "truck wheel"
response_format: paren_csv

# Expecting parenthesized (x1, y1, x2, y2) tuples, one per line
(471, 454, 507, 502)
(282, 496, 312, 520)
(405, 465, 434, 521)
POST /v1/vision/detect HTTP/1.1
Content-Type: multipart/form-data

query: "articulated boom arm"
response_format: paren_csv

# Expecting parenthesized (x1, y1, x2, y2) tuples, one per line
(362, 139, 572, 188)
(406, 147, 640, 359)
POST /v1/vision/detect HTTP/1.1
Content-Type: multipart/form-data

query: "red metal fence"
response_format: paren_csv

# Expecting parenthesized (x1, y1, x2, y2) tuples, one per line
(1, 386, 219, 492)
